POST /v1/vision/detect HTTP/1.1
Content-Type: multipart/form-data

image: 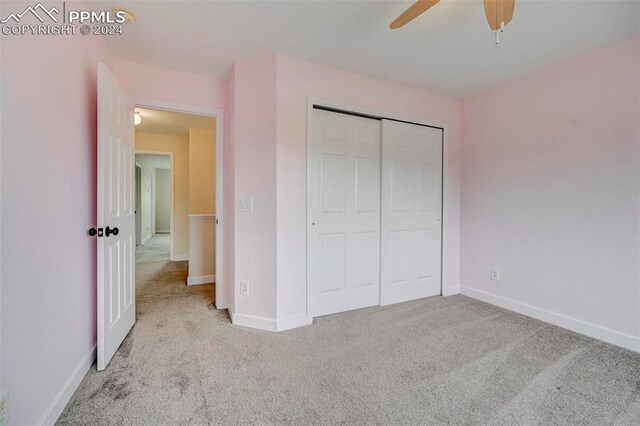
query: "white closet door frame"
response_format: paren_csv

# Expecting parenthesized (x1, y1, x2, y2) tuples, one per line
(306, 99, 447, 323)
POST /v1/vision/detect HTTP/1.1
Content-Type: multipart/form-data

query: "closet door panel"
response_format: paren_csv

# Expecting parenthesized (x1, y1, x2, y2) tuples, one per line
(309, 109, 381, 318)
(381, 120, 443, 305)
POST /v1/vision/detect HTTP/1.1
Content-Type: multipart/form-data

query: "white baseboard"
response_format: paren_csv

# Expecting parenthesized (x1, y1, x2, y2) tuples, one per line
(461, 286, 640, 353)
(276, 313, 309, 331)
(141, 234, 152, 245)
(187, 274, 215, 286)
(215, 298, 228, 310)
(442, 285, 460, 297)
(38, 345, 96, 426)
(228, 308, 308, 332)
(171, 254, 188, 261)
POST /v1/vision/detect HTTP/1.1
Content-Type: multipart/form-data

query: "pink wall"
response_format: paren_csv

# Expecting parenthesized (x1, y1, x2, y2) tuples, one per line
(225, 54, 461, 324)
(231, 56, 278, 318)
(275, 55, 462, 321)
(112, 59, 228, 110)
(0, 19, 112, 424)
(0, 28, 232, 425)
(461, 34, 640, 340)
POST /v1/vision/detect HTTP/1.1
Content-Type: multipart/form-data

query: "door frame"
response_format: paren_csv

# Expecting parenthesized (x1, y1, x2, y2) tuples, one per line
(306, 97, 448, 324)
(135, 98, 226, 309)
(135, 151, 175, 257)
(135, 164, 142, 245)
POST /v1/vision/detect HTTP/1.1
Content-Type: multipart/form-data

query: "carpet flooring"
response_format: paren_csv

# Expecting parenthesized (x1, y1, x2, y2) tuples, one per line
(58, 236, 640, 425)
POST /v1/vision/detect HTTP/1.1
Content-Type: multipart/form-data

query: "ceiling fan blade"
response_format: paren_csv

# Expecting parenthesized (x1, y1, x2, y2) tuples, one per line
(484, 0, 515, 31)
(389, 0, 441, 29)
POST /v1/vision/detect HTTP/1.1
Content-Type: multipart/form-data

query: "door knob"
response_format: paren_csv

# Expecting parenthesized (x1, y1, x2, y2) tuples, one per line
(105, 226, 119, 237)
(88, 227, 104, 237)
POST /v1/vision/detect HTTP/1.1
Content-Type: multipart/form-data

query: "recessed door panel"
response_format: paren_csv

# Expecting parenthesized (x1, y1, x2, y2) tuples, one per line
(321, 155, 347, 213)
(320, 233, 346, 293)
(354, 231, 378, 288)
(108, 241, 120, 325)
(389, 230, 411, 284)
(355, 157, 378, 213)
(416, 229, 437, 280)
(391, 160, 411, 213)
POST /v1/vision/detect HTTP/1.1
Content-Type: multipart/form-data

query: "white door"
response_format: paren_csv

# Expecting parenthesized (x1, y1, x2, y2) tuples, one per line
(308, 109, 381, 318)
(97, 63, 136, 370)
(381, 119, 442, 305)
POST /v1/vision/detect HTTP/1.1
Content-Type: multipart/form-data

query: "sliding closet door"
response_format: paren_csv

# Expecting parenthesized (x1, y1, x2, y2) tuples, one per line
(381, 119, 443, 305)
(308, 109, 381, 318)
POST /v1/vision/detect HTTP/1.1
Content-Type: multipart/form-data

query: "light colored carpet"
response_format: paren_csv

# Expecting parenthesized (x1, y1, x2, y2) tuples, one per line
(135, 233, 170, 264)
(58, 239, 640, 425)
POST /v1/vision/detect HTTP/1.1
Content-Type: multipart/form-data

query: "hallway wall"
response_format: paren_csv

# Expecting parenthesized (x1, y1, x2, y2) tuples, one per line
(189, 127, 216, 215)
(156, 169, 171, 233)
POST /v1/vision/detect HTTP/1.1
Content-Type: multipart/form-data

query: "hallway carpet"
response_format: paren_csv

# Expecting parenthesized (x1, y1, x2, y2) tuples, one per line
(58, 242, 640, 424)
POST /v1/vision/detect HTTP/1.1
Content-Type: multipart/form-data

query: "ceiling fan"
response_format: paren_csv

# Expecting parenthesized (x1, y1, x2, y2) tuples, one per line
(390, 0, 516, 44)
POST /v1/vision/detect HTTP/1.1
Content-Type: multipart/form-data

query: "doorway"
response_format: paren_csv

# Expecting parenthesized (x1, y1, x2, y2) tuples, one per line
(135, 165, 142, 246)
(134, 153, 172, 262)
(95, 62, 226, 370)
(134, 106, 218, 290)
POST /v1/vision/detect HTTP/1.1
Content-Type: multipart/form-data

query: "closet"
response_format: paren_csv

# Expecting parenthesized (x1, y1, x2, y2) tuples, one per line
(308, 107, 443, 318)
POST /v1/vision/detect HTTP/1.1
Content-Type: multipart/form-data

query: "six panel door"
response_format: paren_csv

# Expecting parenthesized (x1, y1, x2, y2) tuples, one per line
(308, 109, 381, 317)
(97, 63, 136, 370)
(380, 119, 443, 305)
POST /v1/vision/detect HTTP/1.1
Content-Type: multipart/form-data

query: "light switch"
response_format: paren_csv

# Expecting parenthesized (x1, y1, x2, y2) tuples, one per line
(240, 197, 254, 213)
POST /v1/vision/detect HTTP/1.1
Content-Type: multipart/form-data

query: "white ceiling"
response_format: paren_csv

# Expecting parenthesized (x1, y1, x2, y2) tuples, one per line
(134, 107, 215, 136)
(135, 153, 170, 169)
(103, 0, 640, 99)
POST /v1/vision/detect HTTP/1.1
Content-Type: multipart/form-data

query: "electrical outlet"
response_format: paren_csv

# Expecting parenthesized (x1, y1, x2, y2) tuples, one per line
(240, 281, 249, 296)
(490, 268, 501, 281)
(0, 391, 9, 426)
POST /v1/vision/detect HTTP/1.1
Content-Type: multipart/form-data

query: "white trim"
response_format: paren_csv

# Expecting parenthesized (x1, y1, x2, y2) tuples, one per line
(135, 98, 225, 310)
(442, 285, 460, 297)
(306, 97, 451, 322)
(172, 254, 189, 262)
(187, 274, 215, 286)
(140, 234, 152, 245)
(461, 286, 640, 353)
(228, 306, 308, 332)
(38, 345, 96, 426)
(276, 313, 309, 331)
(229, 308, 277, 332)
(135, 150, 175, 261)
(188, 214, 216, 219)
